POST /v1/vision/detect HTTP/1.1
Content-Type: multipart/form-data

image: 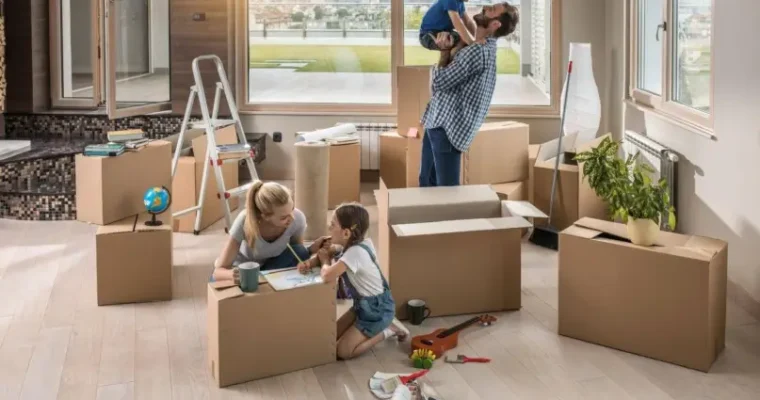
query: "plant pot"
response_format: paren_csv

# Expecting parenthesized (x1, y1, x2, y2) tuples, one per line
(627, 218, 660, 246)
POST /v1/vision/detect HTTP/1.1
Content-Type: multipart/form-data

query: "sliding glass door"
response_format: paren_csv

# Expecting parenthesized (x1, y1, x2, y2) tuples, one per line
(105, 0, 171, 118)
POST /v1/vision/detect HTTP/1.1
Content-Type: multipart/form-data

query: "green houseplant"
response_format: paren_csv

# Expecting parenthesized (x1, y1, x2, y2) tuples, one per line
(574, 137, 676, 246)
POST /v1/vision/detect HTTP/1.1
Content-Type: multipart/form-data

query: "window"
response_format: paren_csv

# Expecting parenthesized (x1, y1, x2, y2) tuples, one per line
(239, 0, 561, 114)
(629, 0, 713, 132)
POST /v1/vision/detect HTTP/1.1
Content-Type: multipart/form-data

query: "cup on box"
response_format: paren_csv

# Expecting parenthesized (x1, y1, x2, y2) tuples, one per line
(238, 262, 261, 293)
(407, 299, 431, 325)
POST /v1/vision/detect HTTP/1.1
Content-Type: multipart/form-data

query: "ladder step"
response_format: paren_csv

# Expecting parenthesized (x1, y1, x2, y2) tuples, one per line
(190, 119, 236, 130)
(216, 143, 251, 154)
(173, 205, 202, 218)
(224, 182, 255, 199)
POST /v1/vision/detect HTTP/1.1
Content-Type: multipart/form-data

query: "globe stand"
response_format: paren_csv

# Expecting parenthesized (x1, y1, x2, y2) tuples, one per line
(145, 213, 163, 227)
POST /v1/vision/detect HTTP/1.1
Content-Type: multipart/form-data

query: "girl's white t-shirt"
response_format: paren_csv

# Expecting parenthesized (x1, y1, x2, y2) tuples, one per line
(338, 239, 385, 298)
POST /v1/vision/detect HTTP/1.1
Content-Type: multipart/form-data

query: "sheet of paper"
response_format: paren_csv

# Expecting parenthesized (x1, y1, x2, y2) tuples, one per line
(263, 267, 323, 291)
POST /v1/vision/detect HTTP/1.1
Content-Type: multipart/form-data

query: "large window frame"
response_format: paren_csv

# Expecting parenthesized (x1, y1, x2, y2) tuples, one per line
(627, 0, 714, 137)
(235, 0, 563, 117)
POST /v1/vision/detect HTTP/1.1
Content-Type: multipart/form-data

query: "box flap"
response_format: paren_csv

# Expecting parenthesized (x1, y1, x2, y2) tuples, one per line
(392, 217, 531, 237)
(96, 215, 138, 235)
(569, 218, 722, 261)
(536, 132, 579, 162)
(387, 185, 500, 224)
(501, 201, 548, 219)
(214, 286, 245, 301)
(210, 280, 237, 290)
(478, 121, 528, 132)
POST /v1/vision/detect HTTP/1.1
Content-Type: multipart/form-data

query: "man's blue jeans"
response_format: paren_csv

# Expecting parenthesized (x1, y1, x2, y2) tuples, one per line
(418, 127, 462, 187)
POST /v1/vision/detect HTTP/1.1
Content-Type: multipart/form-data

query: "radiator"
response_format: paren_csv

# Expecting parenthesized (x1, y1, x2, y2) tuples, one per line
(337, 122, 396, 171)
(622, 130, 680, 231)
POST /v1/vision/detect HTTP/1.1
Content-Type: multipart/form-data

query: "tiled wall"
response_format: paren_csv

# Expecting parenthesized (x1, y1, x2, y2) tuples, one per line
(4, 114, 191, 140)
(1, 0, 5, 115)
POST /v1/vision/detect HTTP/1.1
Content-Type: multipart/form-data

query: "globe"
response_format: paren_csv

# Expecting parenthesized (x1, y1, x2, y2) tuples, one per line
(143, 186, 171, 227)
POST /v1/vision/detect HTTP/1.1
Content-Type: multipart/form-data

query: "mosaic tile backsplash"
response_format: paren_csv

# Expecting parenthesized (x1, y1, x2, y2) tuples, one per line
(0, 114, 268, 221)
(4, 113, 193, 140)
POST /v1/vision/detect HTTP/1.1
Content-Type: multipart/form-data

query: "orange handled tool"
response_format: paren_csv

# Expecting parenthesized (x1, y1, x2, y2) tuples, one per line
(444, 355, 491, 364)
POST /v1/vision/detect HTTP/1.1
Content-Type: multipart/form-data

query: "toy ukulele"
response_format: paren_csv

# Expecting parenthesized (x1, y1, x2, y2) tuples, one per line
(410, 314, 497, 358)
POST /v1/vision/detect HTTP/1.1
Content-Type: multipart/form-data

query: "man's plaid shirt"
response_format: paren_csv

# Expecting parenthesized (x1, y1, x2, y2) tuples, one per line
(421, 38, 498, 152)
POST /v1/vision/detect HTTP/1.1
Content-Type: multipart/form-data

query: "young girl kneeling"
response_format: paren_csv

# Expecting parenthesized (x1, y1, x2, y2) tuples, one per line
(299, 203, 409, 360)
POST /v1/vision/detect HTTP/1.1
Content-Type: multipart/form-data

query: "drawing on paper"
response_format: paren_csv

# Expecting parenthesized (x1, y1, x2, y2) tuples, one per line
(263, 267, 324, 291)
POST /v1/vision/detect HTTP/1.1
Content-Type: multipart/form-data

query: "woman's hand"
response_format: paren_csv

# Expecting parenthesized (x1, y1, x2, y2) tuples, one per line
(309, 236, 332, 254)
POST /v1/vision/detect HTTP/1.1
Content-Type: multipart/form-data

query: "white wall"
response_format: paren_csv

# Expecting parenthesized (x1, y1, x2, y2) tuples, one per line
(609, 1, 760, 305)
(150, 0, 170, 70)
(239, 0, 610, 180)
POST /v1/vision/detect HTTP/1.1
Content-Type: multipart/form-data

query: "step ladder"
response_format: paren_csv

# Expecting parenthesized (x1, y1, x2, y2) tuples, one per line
(170, 55, 259, 235)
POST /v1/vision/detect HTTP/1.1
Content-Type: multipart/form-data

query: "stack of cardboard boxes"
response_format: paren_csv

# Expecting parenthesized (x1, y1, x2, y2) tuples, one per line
(75, 139, 174, 306)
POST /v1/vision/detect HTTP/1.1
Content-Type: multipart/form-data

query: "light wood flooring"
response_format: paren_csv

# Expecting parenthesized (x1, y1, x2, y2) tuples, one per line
(1, 184, 760, 400)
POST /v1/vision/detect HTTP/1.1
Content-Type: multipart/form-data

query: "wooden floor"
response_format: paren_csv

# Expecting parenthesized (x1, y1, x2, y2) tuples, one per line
(1, 184, 760, 400)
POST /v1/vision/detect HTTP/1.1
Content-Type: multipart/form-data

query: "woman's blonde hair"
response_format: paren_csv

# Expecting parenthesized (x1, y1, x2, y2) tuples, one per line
(243, 180, 293, 248)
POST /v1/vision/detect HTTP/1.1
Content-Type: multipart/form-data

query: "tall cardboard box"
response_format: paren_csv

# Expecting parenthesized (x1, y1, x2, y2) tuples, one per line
(207, 282, 337, 387)
(462, 121, 529, 185)
(397, 66, 431, 137)
(379, 131, 422, 189)
(328, 141, 361, 208)
(376, 179, 532, 319)
(172, 127, 239, 233)
(76, 141, 172, 225)
(559, 218, 728, 372)
(96, 213, 173, 306)
(533, 133, 609, 230)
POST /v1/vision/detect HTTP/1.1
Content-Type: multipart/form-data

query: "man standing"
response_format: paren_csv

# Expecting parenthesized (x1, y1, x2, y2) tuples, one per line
(418, 3, 520, 187)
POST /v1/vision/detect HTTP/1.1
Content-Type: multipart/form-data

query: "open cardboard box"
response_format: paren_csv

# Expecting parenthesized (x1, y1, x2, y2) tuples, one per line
(559, 218, 728, 372)
(76, 141, 172, 225)
(533, 133, 610, 231)
(207, 281, 337, 387)
(172, 126, 239, 233)
(376, 179, 546, 319)
(397, 66, 431, 138)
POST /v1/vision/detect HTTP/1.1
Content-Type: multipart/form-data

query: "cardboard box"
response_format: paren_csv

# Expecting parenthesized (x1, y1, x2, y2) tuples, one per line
(76, 141, 172, 225)
(95, 213, 173, 306)
(172, 127, 239, 233)
(379, 131, 423, 189)
(490, 181, 525, 201)
(528, 144, 539, 204)
(207, 282, 337, 387)
(559, 218, 728, 372)
(376, 179, 532, 319)
(328, 141, 361, 208)
(462, 121, 529, 185)
(397, 66, 431, 137)
(533, 133, 609, 231)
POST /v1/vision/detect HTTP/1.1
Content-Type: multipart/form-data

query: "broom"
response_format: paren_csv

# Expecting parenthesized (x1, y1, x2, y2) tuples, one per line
(530, 60, 573, 250)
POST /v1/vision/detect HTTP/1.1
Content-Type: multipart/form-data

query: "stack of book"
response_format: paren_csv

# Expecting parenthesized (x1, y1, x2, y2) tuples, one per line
(107, 129, 145, 143)
(84, 143, 126, 157)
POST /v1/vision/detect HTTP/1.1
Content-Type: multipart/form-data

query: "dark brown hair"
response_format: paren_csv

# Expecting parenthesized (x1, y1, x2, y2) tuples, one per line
(495, 3, 520, 38)
(334, 202, 370, 250)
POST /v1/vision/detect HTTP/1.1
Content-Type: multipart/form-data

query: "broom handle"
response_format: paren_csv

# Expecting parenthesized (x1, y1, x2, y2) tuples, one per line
(548, 61, 573, 225)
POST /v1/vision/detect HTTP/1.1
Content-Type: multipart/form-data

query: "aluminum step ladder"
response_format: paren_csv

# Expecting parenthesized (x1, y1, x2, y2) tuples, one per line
(170, 55, 259, 235)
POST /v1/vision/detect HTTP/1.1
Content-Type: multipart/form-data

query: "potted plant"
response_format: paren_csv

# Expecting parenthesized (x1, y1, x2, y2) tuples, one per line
(574, 137, 676, 246)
